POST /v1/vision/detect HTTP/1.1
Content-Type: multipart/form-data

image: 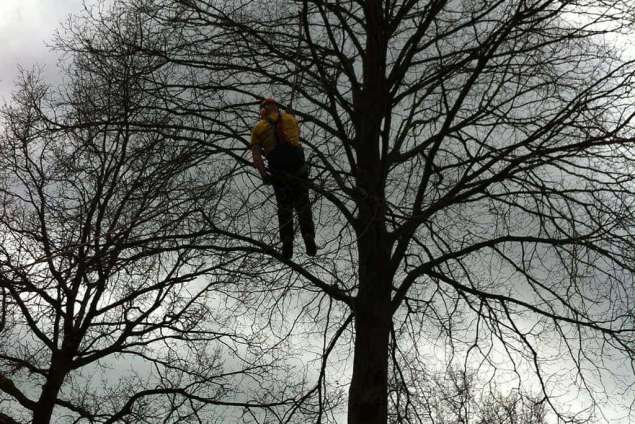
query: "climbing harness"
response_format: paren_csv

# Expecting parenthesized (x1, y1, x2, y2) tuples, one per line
(264, 113, 306, 175)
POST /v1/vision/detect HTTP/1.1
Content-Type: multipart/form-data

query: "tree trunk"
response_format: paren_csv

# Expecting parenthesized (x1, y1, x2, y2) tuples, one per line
(348, 267, 392, 424)
(349, 1, 391, 422)
(32, 351, 72, 424)
(348, 99, 392, 424)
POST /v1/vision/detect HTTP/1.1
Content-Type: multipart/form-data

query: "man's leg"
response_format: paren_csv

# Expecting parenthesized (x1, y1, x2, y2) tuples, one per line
(273, 179, 295, 259)
(292, 172, 317, 256)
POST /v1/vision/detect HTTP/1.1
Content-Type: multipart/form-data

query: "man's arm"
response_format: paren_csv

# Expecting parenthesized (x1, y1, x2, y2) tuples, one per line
(251, 124, 268, 176)
(286, 113, 301, 145)
(251, 144, 267, 176)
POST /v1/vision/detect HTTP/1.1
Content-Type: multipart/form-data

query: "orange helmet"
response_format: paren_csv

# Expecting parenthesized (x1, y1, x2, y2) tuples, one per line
(260, 98, 278, 119)
(261, 97, 277, 107)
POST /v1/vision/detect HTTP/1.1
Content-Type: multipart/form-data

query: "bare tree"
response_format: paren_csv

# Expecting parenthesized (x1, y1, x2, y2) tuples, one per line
(3, 0, 635, 423)
(390, 367, 550, 424)
(0, 37, 308, 423)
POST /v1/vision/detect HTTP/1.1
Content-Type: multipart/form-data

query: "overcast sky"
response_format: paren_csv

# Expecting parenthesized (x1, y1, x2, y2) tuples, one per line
(0, 2, 632, 423)
(0, 0, 85, 102)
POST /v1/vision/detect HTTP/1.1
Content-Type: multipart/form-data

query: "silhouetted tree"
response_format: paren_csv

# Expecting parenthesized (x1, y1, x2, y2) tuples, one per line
(2, 0, 635, 423)
(0, 57, 309, 423)
(390, 368, 550, 424)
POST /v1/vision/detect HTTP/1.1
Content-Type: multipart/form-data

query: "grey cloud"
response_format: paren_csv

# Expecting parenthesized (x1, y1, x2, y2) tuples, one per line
(0, 0, 84, 102)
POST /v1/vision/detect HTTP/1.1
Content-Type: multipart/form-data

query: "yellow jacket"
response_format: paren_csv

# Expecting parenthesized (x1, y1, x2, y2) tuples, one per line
(251, 112, 301, 155)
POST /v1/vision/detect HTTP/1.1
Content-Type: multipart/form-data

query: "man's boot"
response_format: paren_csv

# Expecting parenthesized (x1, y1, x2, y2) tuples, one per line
(282, 243, 293, 260)
(305, 237, 317, 256)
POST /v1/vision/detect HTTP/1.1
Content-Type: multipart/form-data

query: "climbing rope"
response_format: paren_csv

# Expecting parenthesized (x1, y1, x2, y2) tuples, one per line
(288, 9, 305, 111)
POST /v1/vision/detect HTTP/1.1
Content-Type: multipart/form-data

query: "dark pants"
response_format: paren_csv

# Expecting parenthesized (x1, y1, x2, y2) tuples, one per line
(267, 143, 315, 250)
(272, 168, 315, 249)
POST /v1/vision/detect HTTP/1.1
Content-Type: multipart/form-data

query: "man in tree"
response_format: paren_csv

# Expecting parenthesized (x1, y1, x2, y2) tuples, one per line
(4, 1, 635, 423)
(251, 98, 317, 259)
